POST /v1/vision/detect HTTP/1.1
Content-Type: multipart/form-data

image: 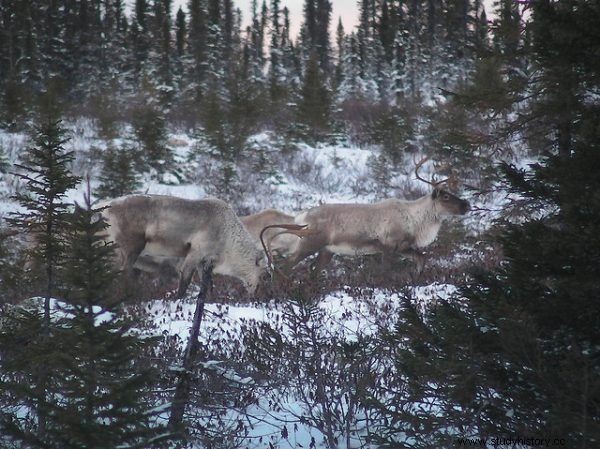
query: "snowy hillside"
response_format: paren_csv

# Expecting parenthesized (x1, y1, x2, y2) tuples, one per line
(0, 120, 503, 448)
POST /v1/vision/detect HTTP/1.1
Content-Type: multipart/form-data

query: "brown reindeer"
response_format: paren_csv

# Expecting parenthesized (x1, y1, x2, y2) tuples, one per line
(240, 209, 298, 258)
(99, 195, 305, 297)
(284, 156, 470, 270)
(132, 207, 300, 286)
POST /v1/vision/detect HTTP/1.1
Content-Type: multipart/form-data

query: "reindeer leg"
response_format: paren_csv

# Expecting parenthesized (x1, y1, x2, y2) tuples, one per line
(402, 248, 426, 283)
(284, 238, 325, 271)
(311, 250, 334, 272)
(176, 252, 202, 298)
(120, 237, 147, 279)
(176, 272, 194, 299)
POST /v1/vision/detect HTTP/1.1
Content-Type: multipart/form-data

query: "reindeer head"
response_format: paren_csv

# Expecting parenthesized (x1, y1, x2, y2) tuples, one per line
(414, 156, 470, 216)
(260, 224, 311, 280)
(243, 246, 271, 294)
(240, 223, 313, 293)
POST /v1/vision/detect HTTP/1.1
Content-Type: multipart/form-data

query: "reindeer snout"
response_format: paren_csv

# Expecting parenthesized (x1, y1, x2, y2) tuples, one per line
(460, 200, 471, 215)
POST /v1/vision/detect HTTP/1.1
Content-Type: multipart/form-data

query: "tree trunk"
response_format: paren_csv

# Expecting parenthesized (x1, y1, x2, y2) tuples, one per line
(168, 263, 213, 434)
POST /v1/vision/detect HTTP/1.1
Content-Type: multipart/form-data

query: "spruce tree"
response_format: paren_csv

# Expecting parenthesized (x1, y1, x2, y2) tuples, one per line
(175, 6, 186, 60)
(297, 51, 330, 140)
(186, 0, 208, 98)
(5, 119, 80, 440)
(55, 191, 169, 448)
(370, 2, 600, 446)
(132, 102, 174, 177)
(269, 0, 284, 102)
(260, 0, 268, 62)
(315, 0, 332, 71)
(9, 120, 80, 313)
(97, 146, 142, 199)
(0, 191, 171, 448)
(152, 0, 173, 88)
(279, 7, 300, 94)
(334, 17, 345, 89)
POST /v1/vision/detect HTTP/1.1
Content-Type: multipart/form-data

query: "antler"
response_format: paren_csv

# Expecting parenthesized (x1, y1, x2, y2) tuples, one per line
(259, 224, 310, 270)
(414, 155, 449, 189)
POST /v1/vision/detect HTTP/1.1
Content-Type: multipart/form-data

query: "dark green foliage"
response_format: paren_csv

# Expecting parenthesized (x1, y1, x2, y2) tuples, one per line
(9, 120, 80, 298)
(370, 107, 413, 163)
(371, 2, 600, 447)
(0, 0, 495, 137)
(175, 7, 186, 59)
(301, 0, 332, 70)
(0, 228, 23, 301)
(367, 152, 396, 199)
(1, 78, 29, 128)
(131, 104, 174, 176)
(152, 0, 173, 89)
(0, 193, 170, 448)
(449, 138, 600, 445)
(0, 303, 59, 447)
(97, 146, 141, 200)
(492, 0, 521, 57)
(297, 51, 330, 139)
(0, 140, 8, 174)
(4, 119, 80, 440)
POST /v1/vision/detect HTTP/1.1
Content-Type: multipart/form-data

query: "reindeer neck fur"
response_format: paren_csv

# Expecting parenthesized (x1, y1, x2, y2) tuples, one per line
(217, 217, 260, 281)
(403, 194, 444, 248)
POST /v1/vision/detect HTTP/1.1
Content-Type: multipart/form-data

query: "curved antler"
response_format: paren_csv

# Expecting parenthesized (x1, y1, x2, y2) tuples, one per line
(259, 224, 310, 270)
(414, 155, 449, 189)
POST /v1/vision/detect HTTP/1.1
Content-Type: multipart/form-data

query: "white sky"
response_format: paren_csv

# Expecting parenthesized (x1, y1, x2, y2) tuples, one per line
(165, 0, 359, 36)
(133, 1, 497, 38)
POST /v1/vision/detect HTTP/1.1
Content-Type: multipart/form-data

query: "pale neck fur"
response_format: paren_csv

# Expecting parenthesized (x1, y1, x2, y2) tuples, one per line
(404, 194, 444, 248)
(218, 223, 260, 287)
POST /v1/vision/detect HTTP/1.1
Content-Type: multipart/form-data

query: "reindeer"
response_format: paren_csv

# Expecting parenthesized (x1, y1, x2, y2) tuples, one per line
(283, 157, 470, 270)
(240, 209, 297, 258)
(99, 195, 305, 297)
(132, 208, 299, 285)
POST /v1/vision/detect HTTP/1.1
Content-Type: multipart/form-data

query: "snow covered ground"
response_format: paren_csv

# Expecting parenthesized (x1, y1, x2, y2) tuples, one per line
(0, 120, 512, 448)
(144, 283, 458, 448)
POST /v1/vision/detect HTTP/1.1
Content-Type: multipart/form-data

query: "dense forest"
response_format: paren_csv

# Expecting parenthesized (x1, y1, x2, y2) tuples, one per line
(0, 0, 599, 448)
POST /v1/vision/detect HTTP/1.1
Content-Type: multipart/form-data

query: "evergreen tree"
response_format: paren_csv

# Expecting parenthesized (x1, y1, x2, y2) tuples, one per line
(186, 0, 208, 100)
(97, 146, 142, 199)
(130, 0, 152, 83)
(268, 0, 284, 102)
(6, 119, 80, 439)
(223, 0, 234, 59)
(297, 51, 330, 139)
(370, 2, 600, 446)
(474, 0, 489, 55)
(260, 0, 268, 62)
(379, 0, 394, 63)
(279, 7, 300, 93)
(301, 0, 332, 72)
(152, 0, 173, 88)
(9, 120, 80, 307)
(132, 101, 174, 177)
(492, 0, 521, 58)
(334, 17, 345, 89)
(0, 0, 38, 125)
(173, 6, 186, 86)
(0, 191, 171, 448)
(315, 0, 332, 71)
(357, 0, 372, 77)
(175, 6, 186, 60)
